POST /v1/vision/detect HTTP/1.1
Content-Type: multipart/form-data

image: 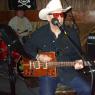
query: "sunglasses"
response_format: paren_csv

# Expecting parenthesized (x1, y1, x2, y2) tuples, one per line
(48, 12, 64, 18)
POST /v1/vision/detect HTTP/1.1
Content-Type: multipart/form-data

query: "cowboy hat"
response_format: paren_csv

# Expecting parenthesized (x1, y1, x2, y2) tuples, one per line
(39, 0, 71, 20)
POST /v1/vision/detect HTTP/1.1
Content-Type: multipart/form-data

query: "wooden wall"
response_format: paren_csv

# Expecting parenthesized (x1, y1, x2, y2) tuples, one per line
(0, 10, 40, 24)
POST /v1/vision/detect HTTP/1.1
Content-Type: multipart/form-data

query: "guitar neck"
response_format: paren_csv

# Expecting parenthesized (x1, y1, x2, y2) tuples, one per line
(31, 61, 92, 69)
(33, 52, 92, 68)
(48, 61, 75, 67)
(48, 61, 92, 67)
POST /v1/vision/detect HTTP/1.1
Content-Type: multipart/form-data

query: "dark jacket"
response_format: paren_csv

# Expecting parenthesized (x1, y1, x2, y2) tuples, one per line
(24, 23, 82, 82)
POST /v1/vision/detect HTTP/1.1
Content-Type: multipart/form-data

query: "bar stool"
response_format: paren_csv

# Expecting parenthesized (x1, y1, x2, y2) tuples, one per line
(55, 83, 76, 95)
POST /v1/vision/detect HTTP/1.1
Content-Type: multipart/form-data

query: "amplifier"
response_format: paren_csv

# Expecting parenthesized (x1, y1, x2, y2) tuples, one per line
(87, 32, 95, 60)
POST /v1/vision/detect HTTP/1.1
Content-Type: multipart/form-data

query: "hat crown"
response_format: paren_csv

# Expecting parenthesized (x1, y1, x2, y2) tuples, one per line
(46, 0, 63, 12)
(39, 0, 71, 20)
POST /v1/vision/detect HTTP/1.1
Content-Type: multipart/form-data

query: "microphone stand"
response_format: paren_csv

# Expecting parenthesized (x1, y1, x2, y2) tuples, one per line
(51, 18, 84, 60)
(7, 43, 16, 95)
(60, 24, 85, 60)
(59, 23, 94, 95)
(52, 13, 94, 95)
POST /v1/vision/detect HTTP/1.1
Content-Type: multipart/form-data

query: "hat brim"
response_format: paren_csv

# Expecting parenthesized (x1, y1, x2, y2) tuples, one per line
(39, 6, 71, 20)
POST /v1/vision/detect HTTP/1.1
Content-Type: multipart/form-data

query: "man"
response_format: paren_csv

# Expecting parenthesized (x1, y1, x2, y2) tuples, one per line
(8, 9, 32, 44)
(24, 0, 91, 95)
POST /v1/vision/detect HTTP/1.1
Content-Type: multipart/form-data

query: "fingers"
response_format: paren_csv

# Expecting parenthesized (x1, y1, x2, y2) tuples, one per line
(36, 54, 52, 62)
(74, 60, 84, 70)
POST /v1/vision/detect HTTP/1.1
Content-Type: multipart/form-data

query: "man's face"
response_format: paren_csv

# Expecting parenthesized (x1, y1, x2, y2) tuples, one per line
(17, 10, 25, 18)
(47, 10, 65, 25)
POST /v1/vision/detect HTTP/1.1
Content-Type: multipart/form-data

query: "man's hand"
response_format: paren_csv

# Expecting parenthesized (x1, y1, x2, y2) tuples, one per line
(74, 60, 84, 70)
(36, 54, 52, 63)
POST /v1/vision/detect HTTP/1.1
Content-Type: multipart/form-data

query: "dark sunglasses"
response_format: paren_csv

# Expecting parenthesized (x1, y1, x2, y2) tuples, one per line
(48, 12, 64, 18)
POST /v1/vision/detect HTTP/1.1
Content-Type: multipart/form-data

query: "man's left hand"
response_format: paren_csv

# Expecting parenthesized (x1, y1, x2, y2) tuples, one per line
(74, 60, 84, 70)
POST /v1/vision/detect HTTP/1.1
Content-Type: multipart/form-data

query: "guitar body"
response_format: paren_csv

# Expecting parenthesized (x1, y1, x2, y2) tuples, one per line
(18, 52, 57, 77)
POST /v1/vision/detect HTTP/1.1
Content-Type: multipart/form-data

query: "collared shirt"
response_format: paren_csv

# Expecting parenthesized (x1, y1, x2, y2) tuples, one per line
(24, 23, 81, 61)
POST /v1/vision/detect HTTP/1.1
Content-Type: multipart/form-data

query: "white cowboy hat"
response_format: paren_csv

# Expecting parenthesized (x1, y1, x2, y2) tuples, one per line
(39, 0, 71, 20)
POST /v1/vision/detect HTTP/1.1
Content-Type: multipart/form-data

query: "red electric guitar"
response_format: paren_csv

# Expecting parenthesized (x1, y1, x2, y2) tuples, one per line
(17, 52, 91, 77)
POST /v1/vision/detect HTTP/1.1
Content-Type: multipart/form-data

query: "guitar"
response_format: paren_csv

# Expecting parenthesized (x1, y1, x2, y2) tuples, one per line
(17, 52, 92, 77)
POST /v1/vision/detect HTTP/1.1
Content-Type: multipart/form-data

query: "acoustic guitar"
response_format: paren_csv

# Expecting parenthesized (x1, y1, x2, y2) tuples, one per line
(17, 52, 92, 77)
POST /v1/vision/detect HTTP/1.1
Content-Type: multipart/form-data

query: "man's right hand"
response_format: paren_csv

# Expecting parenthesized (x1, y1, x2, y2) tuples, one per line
(36, 54, 52, 63)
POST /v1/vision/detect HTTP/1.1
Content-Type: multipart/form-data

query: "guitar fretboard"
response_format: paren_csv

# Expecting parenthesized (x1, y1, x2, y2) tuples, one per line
(29, 60, 92, 69)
